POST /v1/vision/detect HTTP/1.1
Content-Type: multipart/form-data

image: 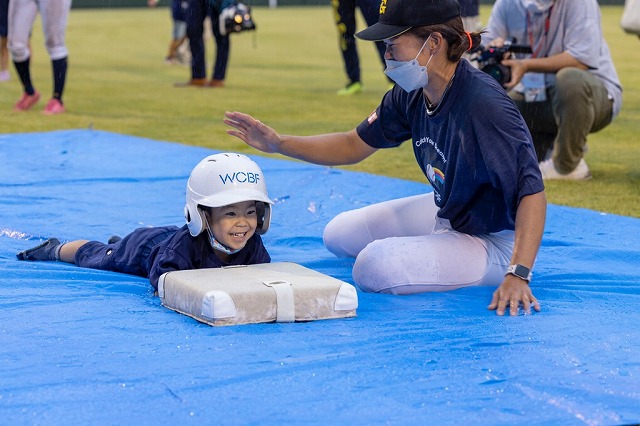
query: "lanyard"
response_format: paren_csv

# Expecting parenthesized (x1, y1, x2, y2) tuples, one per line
(526, 5, 553, 58)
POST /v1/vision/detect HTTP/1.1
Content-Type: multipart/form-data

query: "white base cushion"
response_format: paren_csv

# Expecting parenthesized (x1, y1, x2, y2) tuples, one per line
(158, 262, 358, 326)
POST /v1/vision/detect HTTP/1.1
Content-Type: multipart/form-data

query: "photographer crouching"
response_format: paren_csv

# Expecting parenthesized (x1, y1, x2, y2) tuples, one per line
(481, 0, 622, 180)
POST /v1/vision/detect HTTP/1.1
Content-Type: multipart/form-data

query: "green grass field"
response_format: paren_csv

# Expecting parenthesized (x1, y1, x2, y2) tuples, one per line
(1, 5, 638, 217)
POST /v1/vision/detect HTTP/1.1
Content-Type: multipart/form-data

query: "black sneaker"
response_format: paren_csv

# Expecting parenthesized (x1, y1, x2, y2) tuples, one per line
(16, 238, 61, 261)
(107, 235, 122, 244)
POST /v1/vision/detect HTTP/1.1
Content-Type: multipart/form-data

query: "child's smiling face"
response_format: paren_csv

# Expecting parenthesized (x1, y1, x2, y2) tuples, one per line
(207, 200, 258, 252)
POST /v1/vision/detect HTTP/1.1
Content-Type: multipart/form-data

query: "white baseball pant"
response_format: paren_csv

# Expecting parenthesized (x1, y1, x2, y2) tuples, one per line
(8, 0, 71, 62)
(323, 193, 514, 294)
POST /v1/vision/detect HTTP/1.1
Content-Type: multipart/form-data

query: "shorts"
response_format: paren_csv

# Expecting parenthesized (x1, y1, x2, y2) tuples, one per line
(75, 226, 179, 278)
(173, 19, 187, 40)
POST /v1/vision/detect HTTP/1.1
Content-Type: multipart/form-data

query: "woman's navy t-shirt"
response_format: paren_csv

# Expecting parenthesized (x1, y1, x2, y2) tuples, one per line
(356, 59, 544, 235)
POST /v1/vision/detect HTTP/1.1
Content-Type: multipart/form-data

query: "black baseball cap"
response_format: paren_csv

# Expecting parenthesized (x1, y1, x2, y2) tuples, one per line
(356, 0, 461, 41)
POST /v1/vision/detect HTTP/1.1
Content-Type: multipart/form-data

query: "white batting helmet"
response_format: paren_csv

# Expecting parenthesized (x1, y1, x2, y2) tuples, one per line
(184, 153, 273, 236)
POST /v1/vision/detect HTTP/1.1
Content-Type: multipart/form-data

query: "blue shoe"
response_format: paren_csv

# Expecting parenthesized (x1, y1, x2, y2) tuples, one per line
(17, 238, 61, 261)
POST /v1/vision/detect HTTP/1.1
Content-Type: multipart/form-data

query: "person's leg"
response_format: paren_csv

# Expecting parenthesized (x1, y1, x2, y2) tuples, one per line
(167, 39, 181, 63)
(17, 227, 176, 279)
(179, 0, 206, 85)
(39, 0, 70, 114)
(167, 19, 187, 62)
(166, 20, 180, 61)
(58, 240, 89, 262)
(549, 67, 613, 173)
(209, 7, 229, 84)
(352, 228, 513, 294)
(0, 0, 8, 79)
(8, 0, 36, 67)
(75, 226, 178, 276)
(358, 0, 390, 81)
(8, 0, 40, 109)
(0, 37, 9, 81)
(332, 0, 361, 94)
(323, 193, 438, 258)
(16, 238, 87, 262)
(509, 90, 556, 162)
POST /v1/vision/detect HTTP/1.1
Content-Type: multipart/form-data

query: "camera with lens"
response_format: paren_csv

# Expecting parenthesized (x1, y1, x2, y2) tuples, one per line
(219, 1, 256, 37)
(473, 38, 532, 87)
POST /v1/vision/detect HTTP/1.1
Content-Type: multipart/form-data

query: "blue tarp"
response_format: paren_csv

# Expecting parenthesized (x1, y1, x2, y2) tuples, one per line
(1, 130, 639, 425)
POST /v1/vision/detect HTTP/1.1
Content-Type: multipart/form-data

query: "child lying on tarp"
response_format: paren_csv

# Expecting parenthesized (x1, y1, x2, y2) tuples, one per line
(16, 153, 274, 291)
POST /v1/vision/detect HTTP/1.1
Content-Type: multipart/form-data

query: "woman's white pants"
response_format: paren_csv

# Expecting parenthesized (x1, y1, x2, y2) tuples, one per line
(323, 193, 514, 294)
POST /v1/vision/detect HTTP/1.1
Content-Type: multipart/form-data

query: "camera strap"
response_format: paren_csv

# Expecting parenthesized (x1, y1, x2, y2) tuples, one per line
(526, 5, 553, 58)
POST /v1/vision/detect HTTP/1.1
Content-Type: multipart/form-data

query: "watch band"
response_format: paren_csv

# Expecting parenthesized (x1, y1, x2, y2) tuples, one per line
(506, 264, 532, 282)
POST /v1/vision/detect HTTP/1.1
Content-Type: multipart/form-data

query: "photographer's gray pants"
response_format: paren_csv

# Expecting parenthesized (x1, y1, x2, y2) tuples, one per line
(509, 68, 613, 173)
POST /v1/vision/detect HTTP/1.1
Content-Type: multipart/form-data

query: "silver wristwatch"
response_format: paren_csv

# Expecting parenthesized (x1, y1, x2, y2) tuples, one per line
(506, 264, 532, 282)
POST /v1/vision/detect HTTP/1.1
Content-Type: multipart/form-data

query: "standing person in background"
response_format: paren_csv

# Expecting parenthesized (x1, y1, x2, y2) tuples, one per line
(0, 0, 9, 82)
(176, 0, 229, 88)
(8, 0, 71, 114)
(484, 0, 622, 180)
(459, 0, 481, 32)
(331, 0, 392, 95)
(148, 0, 190, 65)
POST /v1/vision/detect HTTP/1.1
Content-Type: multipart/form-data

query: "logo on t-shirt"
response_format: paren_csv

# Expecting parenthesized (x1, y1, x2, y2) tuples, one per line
(427, 165, 445, 186)
(426, 164, 444, 204)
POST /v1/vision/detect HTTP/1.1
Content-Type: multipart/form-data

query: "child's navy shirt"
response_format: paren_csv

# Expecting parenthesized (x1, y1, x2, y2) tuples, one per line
(147, 225, 270, 289)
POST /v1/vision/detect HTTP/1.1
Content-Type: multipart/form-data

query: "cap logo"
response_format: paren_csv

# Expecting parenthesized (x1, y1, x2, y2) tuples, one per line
(379, 0, 387, 14)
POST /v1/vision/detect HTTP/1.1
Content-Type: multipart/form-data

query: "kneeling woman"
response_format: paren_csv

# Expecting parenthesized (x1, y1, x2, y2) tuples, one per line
(224, 0, 546, 316)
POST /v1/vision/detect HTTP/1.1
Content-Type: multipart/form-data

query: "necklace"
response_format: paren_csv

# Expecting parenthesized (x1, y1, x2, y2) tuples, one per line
(425, 72, 456, 113)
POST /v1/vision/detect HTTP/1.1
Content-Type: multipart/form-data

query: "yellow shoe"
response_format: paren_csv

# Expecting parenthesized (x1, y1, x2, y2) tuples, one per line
(337, 81, 363, 96)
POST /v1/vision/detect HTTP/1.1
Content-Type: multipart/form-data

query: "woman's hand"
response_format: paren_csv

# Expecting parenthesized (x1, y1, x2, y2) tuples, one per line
(224, 111, 282, 154)
(488, 275, 541, 316)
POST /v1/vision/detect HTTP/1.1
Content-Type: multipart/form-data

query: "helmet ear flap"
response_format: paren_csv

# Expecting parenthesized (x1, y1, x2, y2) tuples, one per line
(255, 202, 271, 235)
(185, 203, 207, 236)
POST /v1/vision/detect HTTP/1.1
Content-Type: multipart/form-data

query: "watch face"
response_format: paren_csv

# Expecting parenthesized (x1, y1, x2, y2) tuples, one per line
(514, 264, 530, 277)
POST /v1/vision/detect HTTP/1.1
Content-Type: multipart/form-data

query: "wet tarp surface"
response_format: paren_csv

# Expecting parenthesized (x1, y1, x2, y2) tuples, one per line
(1, 130, 639, 425)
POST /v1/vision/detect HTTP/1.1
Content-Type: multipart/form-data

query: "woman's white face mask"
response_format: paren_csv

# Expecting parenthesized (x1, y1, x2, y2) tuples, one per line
(384, 37, 432, 93)
(521, 0, 554, 13)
